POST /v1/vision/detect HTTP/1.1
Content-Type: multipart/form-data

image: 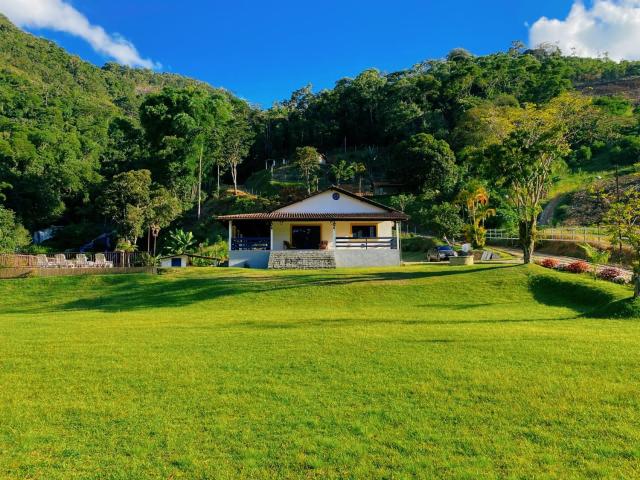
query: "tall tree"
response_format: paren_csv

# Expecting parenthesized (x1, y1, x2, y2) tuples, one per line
(222, 112, 254, 195)
(99, 170, 153, 244)
(484, 103, 570, 263)
(294, 146, 321, 194)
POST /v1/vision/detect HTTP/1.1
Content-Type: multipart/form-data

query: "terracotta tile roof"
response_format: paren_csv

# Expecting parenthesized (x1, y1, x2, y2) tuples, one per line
(217, 212, 408, 221)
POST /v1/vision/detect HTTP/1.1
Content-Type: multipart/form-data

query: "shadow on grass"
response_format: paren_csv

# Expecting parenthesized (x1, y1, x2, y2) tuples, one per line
(528, 272, 640, 319)
(6, 265, 516, 314)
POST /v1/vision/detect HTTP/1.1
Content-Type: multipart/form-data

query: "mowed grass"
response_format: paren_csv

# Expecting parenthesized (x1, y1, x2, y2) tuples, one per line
(1, 264, 639, 479)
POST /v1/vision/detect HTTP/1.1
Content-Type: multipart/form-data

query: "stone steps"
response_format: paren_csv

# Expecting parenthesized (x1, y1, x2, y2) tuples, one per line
(268, 250, 336, 269)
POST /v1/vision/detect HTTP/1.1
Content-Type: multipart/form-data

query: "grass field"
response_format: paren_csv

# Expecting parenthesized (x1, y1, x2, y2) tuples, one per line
(1, 264, 639, 479)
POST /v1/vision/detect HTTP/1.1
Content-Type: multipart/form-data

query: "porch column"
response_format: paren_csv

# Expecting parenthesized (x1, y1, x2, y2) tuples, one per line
(228, 220, 233, 251)
(396, 221, 401, 251)
(269, 222, 274, 251)
(331, 221, 337, 249)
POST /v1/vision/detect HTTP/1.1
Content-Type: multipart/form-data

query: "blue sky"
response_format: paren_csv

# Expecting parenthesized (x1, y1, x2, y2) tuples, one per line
(0, 1, 602, 106)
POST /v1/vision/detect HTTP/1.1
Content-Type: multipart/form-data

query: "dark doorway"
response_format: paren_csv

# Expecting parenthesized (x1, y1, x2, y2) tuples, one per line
(291, 226, 321, 249)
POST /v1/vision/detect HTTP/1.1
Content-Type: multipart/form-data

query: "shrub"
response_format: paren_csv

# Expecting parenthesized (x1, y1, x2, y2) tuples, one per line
(565, 261, 590, 274)
(613, 276, 628, 285)
(597, 267, 621, 282)
(402, 236, 438, 253)
(540, 258, 560, 269)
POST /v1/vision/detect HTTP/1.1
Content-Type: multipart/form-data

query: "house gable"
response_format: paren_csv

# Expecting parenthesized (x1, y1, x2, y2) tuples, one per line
(274, 189, 387, 214)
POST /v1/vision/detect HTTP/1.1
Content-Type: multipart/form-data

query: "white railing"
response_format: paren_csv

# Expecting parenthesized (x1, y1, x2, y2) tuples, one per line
(335, 237, 397, 249)
(486, 227, 611, 244)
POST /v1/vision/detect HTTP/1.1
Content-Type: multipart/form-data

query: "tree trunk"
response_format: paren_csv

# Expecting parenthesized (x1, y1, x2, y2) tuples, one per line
(231, 162, 238, 195)
(633, 275, 640, 298)
(519, 217, 537, 264)
(197, 145, 203, 219)
(217, 163, 221, 196)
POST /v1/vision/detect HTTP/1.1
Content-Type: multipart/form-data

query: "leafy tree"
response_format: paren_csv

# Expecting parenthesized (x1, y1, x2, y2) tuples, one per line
(294, 146, 321, 194)
(426, 202, 464, 242)
(484, 101, 574, 263)
(389, 193, 416, 213)
(222, 113, 254, 195)
(99, 170, 153, 244)
(330, 159, 356, 186)
(147, 187, 183, 254)
(0, 206, 30, 253)
(395, 133, 459, 195)
(604, 189, 640, 297)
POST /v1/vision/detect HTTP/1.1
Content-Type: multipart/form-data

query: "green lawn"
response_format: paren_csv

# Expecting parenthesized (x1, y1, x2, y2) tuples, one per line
(1, 265, 639, 479)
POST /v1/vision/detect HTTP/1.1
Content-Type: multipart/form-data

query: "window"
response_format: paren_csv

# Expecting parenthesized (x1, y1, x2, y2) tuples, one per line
(352, 225, 376, 238)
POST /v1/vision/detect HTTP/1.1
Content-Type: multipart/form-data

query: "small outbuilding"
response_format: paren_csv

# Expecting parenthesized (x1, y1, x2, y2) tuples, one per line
(159, 254, 189, 268)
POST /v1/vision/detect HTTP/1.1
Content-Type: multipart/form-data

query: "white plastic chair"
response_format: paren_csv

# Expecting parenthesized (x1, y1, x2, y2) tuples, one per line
(95, 253, 114, 268)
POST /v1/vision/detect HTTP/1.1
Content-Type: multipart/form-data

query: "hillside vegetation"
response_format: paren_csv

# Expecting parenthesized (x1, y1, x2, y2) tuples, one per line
(2, 16, 640, 252)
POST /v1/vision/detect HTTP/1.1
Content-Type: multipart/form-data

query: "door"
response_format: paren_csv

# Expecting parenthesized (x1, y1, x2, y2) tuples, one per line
(171, 257, 182, 267)
(291, 226, 321, 250)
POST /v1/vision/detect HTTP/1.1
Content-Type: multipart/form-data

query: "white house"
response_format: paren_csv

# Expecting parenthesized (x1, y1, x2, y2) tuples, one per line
(218, 186, 408, 269)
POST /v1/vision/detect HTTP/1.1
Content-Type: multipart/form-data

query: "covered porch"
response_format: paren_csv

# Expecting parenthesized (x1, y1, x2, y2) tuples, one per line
(225, 218, 402, 252)
(217, 190, 408, 269)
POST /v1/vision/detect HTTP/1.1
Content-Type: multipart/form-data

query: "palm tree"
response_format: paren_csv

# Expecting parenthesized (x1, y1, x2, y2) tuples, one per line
(456, 182, 496, 248)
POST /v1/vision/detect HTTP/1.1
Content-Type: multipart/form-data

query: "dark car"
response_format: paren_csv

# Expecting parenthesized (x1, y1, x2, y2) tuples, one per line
(427, 245, 458, 262)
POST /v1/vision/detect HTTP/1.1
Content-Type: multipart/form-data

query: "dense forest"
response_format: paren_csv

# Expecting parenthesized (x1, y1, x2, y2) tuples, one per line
(1, 13, 640, 255)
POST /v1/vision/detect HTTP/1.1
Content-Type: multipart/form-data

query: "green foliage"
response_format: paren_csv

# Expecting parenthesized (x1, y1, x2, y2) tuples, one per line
(0, 205, 30, 252)
(2, 11, 640, 240)
(401, 235, 439, 253)
(100, 170, 153, 242)
(426, 202, 464, 240)
(115, 239, 138, 252)
(604, 188, 640, 297)
(395, 133, 458, 195)
(164, 229, 197, 255)
(294, 146, 321, 194)
(580, 243, 611, 279)
(612, 136, 640, 165)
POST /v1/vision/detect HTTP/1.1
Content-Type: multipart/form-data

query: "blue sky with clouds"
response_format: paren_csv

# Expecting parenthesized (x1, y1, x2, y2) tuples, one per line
(2, 1, 635, 107)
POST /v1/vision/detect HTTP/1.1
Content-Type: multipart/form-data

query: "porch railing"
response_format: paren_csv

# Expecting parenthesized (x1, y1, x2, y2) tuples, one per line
(335, 237, 397, 249)
(231, 237, 270, 251)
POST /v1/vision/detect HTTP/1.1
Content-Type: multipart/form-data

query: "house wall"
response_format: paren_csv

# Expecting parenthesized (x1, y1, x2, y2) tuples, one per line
(270, 221, 395, 250)
(334, 249, 401, 268)
(229, 251, 270, 268)
(274, 190, 386, 214)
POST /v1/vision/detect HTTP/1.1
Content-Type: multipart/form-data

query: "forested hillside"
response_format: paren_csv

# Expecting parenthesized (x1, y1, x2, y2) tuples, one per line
(2, 13, 640, 254)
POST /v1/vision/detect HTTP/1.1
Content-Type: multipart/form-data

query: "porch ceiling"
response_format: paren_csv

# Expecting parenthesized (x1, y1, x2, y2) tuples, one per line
(217, 212, 408, 221)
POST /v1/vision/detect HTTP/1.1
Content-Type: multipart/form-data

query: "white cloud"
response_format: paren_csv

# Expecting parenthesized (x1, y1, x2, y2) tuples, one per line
(0, 0, 159, 69)
(529, 0, 640, 60)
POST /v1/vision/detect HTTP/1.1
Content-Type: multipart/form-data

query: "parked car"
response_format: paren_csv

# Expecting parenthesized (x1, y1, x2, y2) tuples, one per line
(427, 245, 458, 262)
